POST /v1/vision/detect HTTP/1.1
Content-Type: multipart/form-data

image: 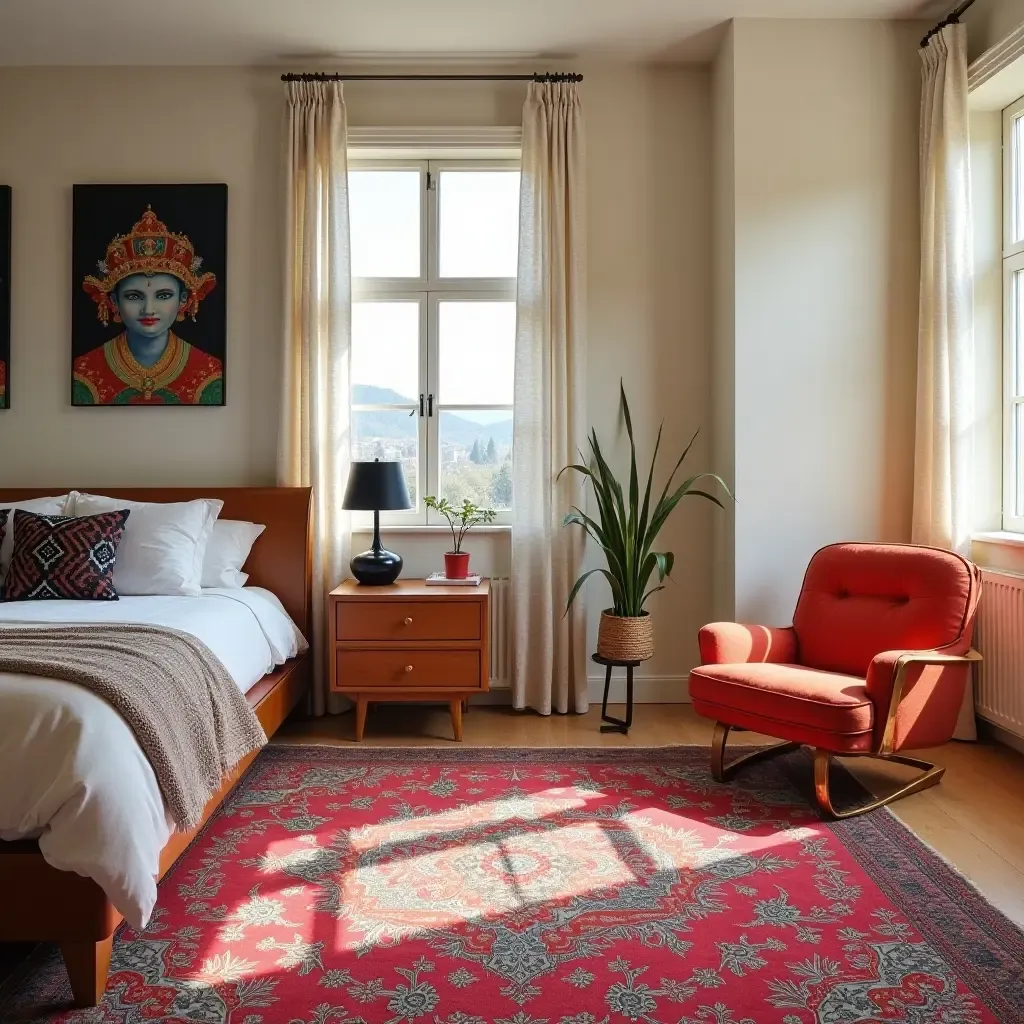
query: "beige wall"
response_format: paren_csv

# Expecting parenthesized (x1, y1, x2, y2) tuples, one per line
(715, 19, 923, 624)
(0, 67, 283, 485)
(345, 76, 524, 129)
(579, 63, 714, 697)
(711, 26, 736, 624)
(0, 62, 714, 701)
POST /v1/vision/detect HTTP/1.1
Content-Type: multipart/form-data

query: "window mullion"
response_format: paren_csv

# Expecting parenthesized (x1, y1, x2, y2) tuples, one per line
(1003, 250, 1024, 528)
(427, 159, 439, 287)
(425, 294, 440, 524)
(425, 162, 439, 524)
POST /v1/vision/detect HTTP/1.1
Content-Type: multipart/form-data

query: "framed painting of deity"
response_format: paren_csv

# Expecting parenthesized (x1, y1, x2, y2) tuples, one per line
(0, 186, 10, 409)
(71, 183, 227, 406)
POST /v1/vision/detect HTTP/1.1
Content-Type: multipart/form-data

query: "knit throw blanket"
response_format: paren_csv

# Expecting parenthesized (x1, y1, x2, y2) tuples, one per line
(0, 623, 267, 831)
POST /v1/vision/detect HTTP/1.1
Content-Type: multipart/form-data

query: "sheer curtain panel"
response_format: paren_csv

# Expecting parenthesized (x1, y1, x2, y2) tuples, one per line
(510, 81, 588, 715)
(913, 25, 977, 739)
(279, 80, 352, 715)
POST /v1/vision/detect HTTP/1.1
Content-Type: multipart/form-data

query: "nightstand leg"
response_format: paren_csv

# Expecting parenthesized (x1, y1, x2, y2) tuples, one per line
(354, 696, 368, 741)
(462, 698, 470, 713)
(449, 699, 463, 741)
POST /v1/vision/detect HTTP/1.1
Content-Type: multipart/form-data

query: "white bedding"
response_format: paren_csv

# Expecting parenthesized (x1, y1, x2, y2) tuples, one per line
(0, 587, 307, 929)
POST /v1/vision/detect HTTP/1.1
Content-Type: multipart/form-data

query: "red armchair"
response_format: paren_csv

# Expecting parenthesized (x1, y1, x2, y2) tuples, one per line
(689, 542, 982, 818)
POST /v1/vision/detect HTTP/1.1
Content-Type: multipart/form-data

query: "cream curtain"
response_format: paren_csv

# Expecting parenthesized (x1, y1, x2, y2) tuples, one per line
(510, 82, 588, 715)
(913, 24, 977, 739)
(279, 80, 352, 716)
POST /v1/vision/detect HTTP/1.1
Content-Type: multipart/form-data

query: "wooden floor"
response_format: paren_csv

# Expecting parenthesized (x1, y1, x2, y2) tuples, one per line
(277, 701, 1024, 930)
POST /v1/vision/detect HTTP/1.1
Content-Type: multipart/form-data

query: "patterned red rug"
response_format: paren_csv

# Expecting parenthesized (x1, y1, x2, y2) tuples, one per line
(2, 745, 1023, 1024)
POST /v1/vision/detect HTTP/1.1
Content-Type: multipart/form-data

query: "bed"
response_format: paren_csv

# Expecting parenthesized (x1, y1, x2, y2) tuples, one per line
(0, 486, 313, 1007)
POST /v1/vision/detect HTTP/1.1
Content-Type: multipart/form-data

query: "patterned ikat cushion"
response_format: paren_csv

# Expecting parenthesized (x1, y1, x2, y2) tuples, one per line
(2, 509, 130, 601)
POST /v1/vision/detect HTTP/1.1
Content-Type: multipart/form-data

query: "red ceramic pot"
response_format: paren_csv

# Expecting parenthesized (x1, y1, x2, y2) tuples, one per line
(444, 551, 470, 579)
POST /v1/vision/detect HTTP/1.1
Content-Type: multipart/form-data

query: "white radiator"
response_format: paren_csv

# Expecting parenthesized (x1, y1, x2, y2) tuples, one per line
(489, 576, 512, 687)
(975, 569, 1024, 739)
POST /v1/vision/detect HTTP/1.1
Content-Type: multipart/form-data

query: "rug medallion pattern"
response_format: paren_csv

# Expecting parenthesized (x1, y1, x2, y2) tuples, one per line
(2, 746, 1022, 1023)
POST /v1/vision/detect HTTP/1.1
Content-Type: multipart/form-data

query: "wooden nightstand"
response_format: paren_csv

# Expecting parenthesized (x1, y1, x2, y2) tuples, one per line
(329, 578, 490, 741)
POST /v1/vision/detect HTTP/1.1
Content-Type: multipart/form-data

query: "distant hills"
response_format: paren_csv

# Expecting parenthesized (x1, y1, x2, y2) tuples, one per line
(353, 385, 513, 448)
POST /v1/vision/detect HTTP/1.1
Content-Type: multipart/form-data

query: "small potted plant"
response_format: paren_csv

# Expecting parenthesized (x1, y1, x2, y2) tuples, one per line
(560, 382, 732, 661)
(424, 496, 497, 579)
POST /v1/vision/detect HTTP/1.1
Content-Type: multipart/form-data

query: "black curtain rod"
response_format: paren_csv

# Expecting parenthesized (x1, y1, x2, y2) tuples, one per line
(920, 0, 976, 47)
(281, 71, 582, 83)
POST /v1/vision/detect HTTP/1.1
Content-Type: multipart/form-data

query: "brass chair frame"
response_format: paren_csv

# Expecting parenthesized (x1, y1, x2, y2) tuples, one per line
(709, 649, 982, 819)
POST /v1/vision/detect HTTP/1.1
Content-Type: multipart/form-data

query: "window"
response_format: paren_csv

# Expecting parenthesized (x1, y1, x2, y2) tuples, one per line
(349, 159, 520, 526)
(1004, 98, 1024, 530)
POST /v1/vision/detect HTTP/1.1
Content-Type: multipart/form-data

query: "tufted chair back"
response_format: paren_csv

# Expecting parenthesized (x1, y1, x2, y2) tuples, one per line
(792, 543, 980, 676)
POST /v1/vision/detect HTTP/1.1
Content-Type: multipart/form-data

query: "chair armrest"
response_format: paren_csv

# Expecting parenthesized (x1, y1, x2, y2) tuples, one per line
(698, 623, 798, 665)
(866, 648, 982, 753)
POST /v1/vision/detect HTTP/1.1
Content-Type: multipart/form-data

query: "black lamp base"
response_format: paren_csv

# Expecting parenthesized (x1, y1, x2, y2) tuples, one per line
(350, 547, 403, 585)
(350, 508, 404, 585)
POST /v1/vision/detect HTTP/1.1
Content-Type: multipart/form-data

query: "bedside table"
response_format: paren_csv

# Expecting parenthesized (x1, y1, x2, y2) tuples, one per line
(329, 578, 490, 741)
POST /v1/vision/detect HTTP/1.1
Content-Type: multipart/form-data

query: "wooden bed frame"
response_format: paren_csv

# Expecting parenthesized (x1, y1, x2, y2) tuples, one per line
(0, 486, 313, 1007)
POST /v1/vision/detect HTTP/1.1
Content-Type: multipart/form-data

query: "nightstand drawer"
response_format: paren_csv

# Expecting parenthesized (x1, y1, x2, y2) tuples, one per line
(335, 649, 482, 689)
(336, 601, 481, 642)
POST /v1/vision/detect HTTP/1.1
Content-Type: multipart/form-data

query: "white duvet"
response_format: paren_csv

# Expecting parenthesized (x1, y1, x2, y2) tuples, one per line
(0, 587, 306, 929)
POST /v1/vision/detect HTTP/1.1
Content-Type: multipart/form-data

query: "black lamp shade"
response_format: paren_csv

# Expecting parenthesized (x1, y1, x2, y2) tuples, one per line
(342, 460, 412, 511)
(343, 460, 411, 585)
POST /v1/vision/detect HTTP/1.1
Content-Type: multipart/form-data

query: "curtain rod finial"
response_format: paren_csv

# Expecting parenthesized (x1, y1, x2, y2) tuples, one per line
(920, 0, 976, 48)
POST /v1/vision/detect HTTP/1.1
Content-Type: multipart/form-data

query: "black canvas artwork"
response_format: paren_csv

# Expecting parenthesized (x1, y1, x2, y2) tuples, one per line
(0, 186, 10, 410)
(71, 183, 227, 406)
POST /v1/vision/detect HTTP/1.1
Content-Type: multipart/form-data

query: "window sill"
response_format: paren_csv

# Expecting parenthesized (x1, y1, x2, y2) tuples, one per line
(971, 530, 1024, 548)
(352, 524, 511, 535)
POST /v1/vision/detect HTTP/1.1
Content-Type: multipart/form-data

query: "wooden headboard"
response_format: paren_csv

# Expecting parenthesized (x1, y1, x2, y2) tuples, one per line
(0, 487, 314, 641)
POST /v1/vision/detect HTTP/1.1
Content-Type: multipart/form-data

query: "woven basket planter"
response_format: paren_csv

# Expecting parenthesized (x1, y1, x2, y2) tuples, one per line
(597, 609, 654, 662)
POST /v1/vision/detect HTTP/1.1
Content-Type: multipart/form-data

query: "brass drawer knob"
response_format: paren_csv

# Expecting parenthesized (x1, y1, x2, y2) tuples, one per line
(404, 664, 414, 673)
(404, 617, 413, 625)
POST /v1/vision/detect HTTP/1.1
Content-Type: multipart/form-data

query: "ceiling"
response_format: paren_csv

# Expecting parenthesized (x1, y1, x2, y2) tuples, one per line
(0, 0, 950, 66)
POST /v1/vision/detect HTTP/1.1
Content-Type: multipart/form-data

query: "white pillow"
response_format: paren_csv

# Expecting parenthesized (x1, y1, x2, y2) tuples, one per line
(67, 492, 223, 597)
(0, 495, 70, 579)
(201, 519, 265, 589)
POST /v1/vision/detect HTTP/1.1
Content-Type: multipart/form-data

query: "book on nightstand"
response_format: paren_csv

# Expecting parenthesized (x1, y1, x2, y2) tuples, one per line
(425, 571, 482, 586)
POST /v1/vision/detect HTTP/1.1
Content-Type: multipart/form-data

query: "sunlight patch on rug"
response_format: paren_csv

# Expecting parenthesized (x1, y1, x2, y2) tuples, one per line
(3, 746, 1023, 1024)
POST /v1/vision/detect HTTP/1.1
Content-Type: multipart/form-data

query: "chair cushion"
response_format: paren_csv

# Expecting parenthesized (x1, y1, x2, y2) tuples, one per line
(792, 543, 975, 676)
(689, 662, 874, 736)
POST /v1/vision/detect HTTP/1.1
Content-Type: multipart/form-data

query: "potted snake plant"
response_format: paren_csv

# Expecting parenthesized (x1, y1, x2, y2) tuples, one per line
(560, 382, 732, 661)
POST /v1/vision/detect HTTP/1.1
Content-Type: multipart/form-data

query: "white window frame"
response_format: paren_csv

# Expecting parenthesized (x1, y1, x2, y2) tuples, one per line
(350, 156, 519, 528)
(1003, 98, 1024, 530)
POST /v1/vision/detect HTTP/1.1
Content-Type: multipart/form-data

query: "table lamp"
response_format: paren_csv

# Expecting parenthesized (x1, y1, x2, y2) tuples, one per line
(342, 459, 413, 585)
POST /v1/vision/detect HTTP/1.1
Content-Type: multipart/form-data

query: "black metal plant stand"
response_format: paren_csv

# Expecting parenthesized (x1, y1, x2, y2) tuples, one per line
(593, 652, 641, 734)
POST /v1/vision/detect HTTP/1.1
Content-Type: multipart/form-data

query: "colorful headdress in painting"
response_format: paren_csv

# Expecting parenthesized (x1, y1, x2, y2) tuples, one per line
(82, 207, 216, 326)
